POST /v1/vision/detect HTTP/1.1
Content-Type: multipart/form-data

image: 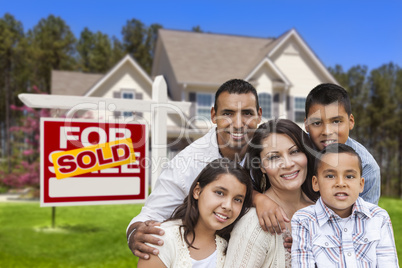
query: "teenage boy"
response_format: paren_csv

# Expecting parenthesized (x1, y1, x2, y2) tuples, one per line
(127, 79, 289, 260)
(304, 83, 380, 204)
(291, 143, 398, 267)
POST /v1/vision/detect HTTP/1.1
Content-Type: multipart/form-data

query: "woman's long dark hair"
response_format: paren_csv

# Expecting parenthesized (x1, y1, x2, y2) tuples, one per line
(245, 119, 319, 202)
(168, 158, 253, 249)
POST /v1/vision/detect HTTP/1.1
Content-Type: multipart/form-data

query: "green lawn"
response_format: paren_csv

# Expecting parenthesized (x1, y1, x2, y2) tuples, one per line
(0, 197, 401, 267)
(0, 201, 141, 267)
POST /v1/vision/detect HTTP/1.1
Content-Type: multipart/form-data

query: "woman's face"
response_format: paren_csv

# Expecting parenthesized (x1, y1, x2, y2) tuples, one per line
(260, 134, 308, 191)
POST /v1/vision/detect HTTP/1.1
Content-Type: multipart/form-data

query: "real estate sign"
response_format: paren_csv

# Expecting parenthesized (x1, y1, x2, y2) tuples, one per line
(40, 118, 148, 207)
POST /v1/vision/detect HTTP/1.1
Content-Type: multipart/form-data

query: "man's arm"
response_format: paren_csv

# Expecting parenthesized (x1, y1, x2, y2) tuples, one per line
(127, 221, 164, 260)
(252, 190, 289, 234)
(126, 159, 198, 259)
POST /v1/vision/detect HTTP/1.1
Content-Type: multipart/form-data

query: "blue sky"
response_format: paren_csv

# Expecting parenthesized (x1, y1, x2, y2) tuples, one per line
(2, 0, 401, 71)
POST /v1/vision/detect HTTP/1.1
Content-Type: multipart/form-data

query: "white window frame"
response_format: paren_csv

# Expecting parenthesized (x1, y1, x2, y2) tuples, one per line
(121, 89, 135, 117)
(258, 93, 272, 119)
(196, 92, 214, 120)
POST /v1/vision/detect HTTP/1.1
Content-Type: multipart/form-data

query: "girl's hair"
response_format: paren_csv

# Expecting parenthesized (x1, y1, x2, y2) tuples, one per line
(169, 158, 253, 249)
(245, 119, 319, 202)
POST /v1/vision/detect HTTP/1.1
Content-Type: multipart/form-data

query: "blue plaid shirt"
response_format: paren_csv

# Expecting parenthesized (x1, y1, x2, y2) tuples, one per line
(291, 197, 398, 268)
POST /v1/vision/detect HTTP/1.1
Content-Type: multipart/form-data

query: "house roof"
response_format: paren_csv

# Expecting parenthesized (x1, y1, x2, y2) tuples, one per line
(51, 70, 103, 96)
(157, 28, 337, 86)
(157, 29, 277, 85)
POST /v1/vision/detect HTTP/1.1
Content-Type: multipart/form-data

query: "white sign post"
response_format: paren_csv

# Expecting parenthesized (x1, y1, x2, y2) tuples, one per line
(18, 76, 191, 202)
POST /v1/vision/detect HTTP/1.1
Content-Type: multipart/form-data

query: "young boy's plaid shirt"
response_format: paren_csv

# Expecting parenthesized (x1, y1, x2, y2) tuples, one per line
(291, 197, 398, 267)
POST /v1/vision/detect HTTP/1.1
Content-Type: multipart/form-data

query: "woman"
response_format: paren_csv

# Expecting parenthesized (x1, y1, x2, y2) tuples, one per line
(224, 119, 319, 268)
(137, 158, 253, 268)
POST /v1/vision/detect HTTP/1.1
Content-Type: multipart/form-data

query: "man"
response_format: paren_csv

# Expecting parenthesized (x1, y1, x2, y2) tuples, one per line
(127, 79, 288, 259)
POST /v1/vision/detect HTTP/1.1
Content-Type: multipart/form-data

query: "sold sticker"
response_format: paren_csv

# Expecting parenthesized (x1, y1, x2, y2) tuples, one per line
(52, 138, 136, 179)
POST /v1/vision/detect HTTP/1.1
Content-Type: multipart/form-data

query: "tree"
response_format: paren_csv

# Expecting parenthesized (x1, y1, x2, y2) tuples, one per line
(77, 27, 113, 73)
(0, 86, 50, 189)
(76, 27, 93, 72)
(0, 13, 28, 172)
(122, 19, 162, 74)
(366, 63, 400, 196)
(191, 25, 203, 32)
(27, 15, 76, 92)
(111, 36, 125, 66)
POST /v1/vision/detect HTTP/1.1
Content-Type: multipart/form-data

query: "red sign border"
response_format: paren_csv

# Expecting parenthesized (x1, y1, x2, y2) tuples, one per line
(40, 118, 149, 207)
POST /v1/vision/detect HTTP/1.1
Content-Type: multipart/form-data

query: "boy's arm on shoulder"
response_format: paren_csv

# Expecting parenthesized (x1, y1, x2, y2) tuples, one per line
(360, 164, 381, 205)
(291, 214, 315, 268)
(348, 137, 381, 204)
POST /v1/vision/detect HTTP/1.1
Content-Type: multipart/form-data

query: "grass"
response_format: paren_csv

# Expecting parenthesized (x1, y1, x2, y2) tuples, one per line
(0, 197, 401, 267)
(379, 197, 402, 261)
(0, 201, 141, 267)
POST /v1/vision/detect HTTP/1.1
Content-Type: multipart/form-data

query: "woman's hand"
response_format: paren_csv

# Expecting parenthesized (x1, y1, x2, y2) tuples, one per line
(253, 191, 290, 234)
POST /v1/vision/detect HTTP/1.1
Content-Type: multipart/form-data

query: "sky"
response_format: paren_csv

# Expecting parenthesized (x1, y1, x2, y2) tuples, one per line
(1, 0, 401, 71)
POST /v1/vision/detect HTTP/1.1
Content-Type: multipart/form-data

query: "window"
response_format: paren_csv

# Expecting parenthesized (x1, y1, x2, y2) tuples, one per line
(294, 97, 306, 122)
(258, 93, 272, 119)
(122, 91, 134, 117)
(196, 93, 214, 119)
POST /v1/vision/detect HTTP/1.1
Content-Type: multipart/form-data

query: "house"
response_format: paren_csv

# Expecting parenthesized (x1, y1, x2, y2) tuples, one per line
(152, 28, 337, 128)
(51, 28, 337, 155)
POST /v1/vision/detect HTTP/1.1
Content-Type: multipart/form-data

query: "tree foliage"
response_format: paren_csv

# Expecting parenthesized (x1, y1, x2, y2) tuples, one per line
(122, 19, 162, 74)
(77, 27, 113, 73)
(0, 86, 50, 188)
(0, 13, 29, 173)
(27, 15, 76, 92)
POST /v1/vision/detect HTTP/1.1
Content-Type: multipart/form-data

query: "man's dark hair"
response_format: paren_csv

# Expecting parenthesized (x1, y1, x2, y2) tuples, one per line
(314, 143, 362, 176)
(305, 83, 352, 117)
(214, 79, 259, 111)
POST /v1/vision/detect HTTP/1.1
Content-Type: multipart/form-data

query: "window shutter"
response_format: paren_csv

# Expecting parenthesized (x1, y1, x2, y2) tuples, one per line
(189, 92, 196, 102)
(135, 92, 143, 117)
(273, 93, 280, 118)
(113, 91, 121, 117)
(287, 96, 294, 121)
(189, 92, 197, 118)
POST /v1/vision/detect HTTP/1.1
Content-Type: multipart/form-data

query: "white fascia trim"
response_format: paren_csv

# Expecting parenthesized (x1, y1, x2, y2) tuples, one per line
(84, 54, 153, 97)
(245, 57, 292, 87)
(269, 29, 338, 84)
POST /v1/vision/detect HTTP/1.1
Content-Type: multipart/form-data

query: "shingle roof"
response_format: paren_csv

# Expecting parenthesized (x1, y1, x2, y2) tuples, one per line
(158, 29, 280, 85)
(51, 70, 103, 96)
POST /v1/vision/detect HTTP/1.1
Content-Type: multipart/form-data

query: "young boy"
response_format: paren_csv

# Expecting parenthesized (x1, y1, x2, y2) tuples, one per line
(304, 83, 380, 204)
(291, 143, 398, 267)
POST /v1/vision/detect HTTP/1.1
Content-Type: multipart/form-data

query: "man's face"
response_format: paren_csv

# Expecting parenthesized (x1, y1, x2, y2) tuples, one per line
(312, 152, 364, 218)
(305, 102, 355, 151)
(211, 92, 262, 155)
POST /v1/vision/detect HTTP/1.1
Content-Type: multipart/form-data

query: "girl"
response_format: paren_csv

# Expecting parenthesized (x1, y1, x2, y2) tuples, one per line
(137, 158, 253, 268)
